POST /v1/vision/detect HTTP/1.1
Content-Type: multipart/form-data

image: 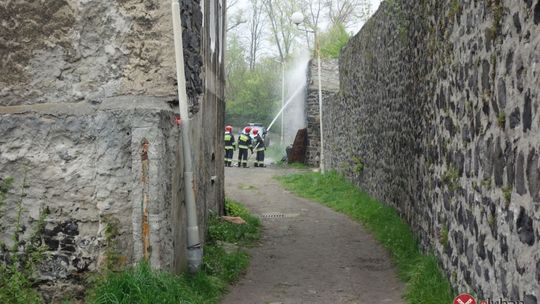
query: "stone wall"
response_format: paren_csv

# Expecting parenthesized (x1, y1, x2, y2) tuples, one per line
(0, 0, 225, 301)
(305, 59, 339, 166)
(324, 0, 540, 301)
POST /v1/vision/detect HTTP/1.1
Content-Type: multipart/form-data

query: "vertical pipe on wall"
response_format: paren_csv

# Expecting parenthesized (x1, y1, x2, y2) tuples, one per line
(171, 0, 202, 273)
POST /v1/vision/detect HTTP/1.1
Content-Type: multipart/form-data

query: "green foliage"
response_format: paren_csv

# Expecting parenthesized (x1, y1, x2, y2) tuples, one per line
(287, 162, 308, 169)
(102, 216, 122, 271)
(487, 213, 496, 227)
(0, 176, 48, 304)
(448, 0, 461, 19)
(488, 0, 503, 37)
(438, 226, 449, 248)
(442, 166, 460, 191)
(497, 111, 506, 129)
(0, 177, 14, 246)
(87, 261, 216, 304)
(0, 263, 42, 304)
(502, 186, 512, 208)
(209, 199, 261, 246)
(202, 245, 249, 284)
(276, 171, 453, 304)
(87, 199, 260, 304)
(318, 23, 350, 59)
(352, 156, 365, 174)
(225, 34, 280, 128)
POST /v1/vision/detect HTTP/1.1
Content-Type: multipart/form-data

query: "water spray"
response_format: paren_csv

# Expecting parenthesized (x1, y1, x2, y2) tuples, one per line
(246, 84, 306, 162)
(267, 84, 305, 133)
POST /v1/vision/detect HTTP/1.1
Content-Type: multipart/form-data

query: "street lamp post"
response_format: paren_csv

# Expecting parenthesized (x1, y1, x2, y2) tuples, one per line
(291, 12, 325, 173)
(280, 60, 285, 146)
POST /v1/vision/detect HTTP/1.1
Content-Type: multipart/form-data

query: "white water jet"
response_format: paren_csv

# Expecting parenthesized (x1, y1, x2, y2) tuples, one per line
(282, 53, 310, 145)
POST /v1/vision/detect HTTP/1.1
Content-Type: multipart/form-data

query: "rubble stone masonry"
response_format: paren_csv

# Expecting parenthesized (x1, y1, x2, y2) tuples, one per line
(324, 0, 540, 301)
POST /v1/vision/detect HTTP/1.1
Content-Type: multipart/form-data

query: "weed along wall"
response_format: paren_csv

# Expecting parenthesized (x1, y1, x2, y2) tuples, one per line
(324, 0, 540, 300)
(0, 0, 225, 300)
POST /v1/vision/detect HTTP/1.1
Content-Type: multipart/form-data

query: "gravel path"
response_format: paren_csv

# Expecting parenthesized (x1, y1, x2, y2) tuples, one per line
(221, 167, 405, 304)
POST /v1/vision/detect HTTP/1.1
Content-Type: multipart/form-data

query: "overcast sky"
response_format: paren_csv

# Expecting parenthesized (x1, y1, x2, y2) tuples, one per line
(231, 0, 382, 33)
(355, 0, 382, 33)
(228, 0, 383, 58)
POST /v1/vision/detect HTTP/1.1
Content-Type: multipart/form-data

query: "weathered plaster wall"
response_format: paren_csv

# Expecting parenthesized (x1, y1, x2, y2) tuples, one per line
(324, 0, 540, 301)
(0, 0, 225, 301)
(0, 0, 204, 108)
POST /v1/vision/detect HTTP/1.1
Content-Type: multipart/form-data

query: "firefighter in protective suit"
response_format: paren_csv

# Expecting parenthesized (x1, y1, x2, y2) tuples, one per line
(252, 129, 266, 167)
(237, 127, 253, 168)
(224, 125, 235, 167)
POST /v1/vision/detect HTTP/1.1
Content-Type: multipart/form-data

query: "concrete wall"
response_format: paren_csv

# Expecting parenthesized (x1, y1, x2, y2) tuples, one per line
(0, 0, 225, 300)
(324, 0, 540, 301)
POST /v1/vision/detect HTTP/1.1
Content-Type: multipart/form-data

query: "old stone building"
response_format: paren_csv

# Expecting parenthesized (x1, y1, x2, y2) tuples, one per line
(0, 0, 225, 300)
(324, 0, 540, 301)
(304, 59, 339, 167)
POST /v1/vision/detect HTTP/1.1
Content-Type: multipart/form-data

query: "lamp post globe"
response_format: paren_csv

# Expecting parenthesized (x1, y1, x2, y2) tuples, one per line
(291, 11, 304, 25)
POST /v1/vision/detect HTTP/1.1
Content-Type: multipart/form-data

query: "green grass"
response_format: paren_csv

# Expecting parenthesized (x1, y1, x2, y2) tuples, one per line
(276, 171, 453, 303)
(274, 161, 309, 169)
(208, 198, 261, 246)
(86, 199, 260, 304)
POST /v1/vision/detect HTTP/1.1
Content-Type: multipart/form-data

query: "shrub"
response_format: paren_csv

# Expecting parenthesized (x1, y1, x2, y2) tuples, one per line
(0, 176, 50, 304)
(318, 23, 350, 59)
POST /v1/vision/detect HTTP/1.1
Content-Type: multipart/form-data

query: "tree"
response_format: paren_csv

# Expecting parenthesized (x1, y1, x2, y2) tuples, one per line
(225, 34, 280, 127)
(248, 0, 265, 70)
(262, 0, 299, 62)
(298, 0, 325, 49)
(226, 0, 246, 32)
(318, 22, 350, 58)
(225, 34, 248, 100)
(325, 0, 372, 30)
(225, 63, 280, 127)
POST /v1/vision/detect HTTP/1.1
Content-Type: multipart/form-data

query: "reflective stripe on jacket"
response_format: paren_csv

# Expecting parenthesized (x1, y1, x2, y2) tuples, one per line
(224, 132, 235, 149)
(238, 133, 251, 149)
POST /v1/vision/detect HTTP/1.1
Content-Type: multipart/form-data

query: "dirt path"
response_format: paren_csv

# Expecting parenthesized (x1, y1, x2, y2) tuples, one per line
(221, 167, 405, 304)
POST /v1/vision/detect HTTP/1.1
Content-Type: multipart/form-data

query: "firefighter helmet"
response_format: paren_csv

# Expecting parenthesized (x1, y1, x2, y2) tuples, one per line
(244, 127, 252, 133)
(225, 125, 233, 132)
(252, 129, 259, 135)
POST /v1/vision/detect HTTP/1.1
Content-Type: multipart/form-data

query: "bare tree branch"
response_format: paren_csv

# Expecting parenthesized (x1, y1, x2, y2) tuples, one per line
(325, 0, 372, 29)
(261, 0, 300, 62)
(248, 0, 265, 69)
(227, 0, 240, 10)
(225, 0, 247, 33)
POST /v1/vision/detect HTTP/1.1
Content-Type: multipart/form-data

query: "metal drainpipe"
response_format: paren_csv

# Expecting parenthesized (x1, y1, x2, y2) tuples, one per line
(171, 0, 202, 273)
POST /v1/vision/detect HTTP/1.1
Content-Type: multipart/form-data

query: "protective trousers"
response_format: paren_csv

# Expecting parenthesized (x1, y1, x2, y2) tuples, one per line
(224, 148, 234, 166)
(255, 150, 265, 167)
(238, 148, 249, 167)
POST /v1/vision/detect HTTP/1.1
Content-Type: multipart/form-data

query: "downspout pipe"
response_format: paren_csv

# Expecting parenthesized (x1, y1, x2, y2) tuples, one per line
(171, 0, 202, 273)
